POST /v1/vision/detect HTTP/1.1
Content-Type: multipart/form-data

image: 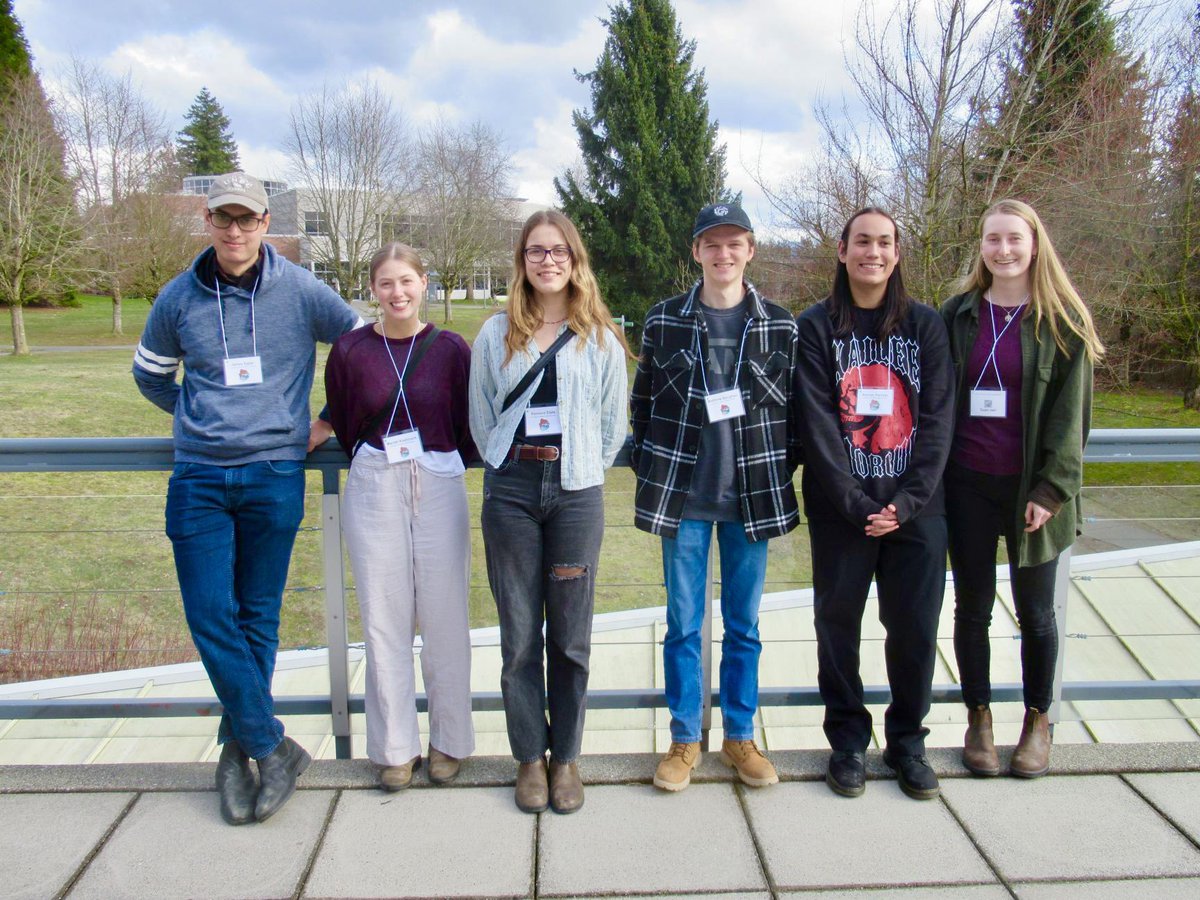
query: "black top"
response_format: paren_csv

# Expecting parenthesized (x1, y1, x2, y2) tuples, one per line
(793, 299, 954, 525)
(515, 357, 562, 447)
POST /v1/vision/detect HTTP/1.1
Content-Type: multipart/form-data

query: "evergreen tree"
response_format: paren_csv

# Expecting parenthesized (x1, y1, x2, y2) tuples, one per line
(177, 87, 241, 175)
(555, 0, 728, 326)
(0, 0, 33, 89)
(1008, 0, 1118, 139)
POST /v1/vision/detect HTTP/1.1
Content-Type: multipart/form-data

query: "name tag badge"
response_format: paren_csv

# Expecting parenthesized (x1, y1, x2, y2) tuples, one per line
(524, 404, 562, 436)
(970, 389, 1007, 418)
(855, 387, 894, 416)
(383, 429, 425, 464)
(223, 356, 263, 386)
(704, 388, 745, 423)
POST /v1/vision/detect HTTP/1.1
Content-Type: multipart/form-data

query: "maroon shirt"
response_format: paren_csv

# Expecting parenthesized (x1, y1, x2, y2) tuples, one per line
(952, 299, 1024, 475)
(324, 323, 478, 463)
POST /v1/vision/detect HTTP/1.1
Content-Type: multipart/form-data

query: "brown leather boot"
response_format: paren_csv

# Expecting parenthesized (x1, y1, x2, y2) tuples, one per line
(1010, 708, 1051, 778)
(548, 760, 584, 814)
(962, 705, 1000, 777)
(514, 758, 548, 813)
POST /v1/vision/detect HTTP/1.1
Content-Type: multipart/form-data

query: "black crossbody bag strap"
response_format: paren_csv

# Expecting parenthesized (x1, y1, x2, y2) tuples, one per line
(352, 326, 440, 456)
(501, 329, 576, 413)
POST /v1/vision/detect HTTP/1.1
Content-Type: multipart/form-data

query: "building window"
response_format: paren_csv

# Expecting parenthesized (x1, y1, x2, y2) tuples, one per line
(304, 210, 329, 236)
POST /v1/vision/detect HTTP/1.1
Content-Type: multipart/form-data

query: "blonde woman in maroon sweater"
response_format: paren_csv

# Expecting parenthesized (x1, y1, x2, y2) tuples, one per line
(325, 243, 478, 792)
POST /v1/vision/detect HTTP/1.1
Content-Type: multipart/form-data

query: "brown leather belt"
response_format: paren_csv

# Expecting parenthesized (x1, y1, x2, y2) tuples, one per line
(508, 444, 561, 462)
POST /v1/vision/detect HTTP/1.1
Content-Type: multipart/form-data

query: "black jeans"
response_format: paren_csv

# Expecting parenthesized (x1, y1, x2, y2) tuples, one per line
(809, 513, 947, 757)
(945, 462, 1060, 711)
(480, 458, 604, 763)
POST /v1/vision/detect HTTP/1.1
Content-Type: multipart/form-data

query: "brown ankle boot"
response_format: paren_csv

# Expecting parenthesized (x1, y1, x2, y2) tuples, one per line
(1010, 708, 1051, 778)
(963, 705, 1000, 777)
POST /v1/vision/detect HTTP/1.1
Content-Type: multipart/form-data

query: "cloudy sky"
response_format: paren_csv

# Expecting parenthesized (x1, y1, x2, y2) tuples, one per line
(12, 0, 877, 229)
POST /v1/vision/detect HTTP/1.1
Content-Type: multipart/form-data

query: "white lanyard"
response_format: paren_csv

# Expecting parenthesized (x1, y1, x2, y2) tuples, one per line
(854, 333, 895, 416)
(972, 300, 1025, 392)
(694, 316, 751, 396)
(695, 316, 751, 423)
(215, 275, 260, 360)
(381, 328, 419, 436)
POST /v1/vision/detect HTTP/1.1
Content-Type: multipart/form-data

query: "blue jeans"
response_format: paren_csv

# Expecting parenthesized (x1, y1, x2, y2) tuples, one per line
(661, 519, 769, 743)
(480, 458, 604, 763)
(165, 460, 305, 759)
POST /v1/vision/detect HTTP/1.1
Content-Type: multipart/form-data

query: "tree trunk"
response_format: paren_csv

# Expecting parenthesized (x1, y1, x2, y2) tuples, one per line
(111, 280, 124, 336)
(10, 303, 30, 356)
(443, 281, 453, 324)
(1184, 352, 1200, 410)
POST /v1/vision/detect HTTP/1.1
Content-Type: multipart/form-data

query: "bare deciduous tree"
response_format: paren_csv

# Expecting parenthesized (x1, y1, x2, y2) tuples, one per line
(0, 74, 84, 355)
(284, 79, 414, 300)
(55, 58, 184, 333)
(415, 119, 513, 323)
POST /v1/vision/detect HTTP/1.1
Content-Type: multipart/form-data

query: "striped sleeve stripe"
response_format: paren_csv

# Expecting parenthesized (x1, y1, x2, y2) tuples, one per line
(134, 343, 179, 375)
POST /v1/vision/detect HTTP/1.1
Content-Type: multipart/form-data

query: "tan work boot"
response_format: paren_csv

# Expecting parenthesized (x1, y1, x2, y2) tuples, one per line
(720, 739, 779, 787)
(514, 757, 549, 813)
(428, 748, 462, 785)
(963, 705, 1000, 777)
(549, 760, 584, 814)
(379, 755, 421, 791)
(653, 741, 701, 792)
(1010, 708, 1051, 778)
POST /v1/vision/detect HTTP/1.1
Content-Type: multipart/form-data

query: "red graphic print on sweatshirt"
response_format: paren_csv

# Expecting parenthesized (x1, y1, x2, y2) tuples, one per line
(833, 335, 921, 480)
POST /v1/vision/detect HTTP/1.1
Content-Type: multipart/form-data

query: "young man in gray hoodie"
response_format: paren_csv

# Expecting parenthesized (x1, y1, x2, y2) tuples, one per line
(134, 173, 362, 824)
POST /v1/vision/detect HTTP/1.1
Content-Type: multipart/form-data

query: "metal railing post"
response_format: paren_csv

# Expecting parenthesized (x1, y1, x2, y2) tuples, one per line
(1048, 546, 1073, 733)
(700, 528, 715, 751)
(320, 467, 352, 759)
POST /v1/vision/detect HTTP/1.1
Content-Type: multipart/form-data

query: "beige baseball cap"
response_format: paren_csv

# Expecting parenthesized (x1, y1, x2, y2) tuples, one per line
(207, 172, 268, 214)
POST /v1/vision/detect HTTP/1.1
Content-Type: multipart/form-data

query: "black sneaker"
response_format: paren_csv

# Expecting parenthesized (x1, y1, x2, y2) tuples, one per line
(882, 749, 940, 800)
(825, 750, 866, 797)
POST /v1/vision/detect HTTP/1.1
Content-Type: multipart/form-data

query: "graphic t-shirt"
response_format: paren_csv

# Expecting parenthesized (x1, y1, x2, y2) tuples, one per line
(682, 297, 748, 522)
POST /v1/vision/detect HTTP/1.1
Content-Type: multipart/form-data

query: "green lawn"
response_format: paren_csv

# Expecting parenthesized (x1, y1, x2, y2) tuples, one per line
(1, 298, 1197, 681)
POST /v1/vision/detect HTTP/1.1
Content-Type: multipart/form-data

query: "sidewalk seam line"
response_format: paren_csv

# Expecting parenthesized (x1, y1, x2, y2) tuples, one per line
(532, 805, 541, 900)
(733, 782, 779, 900)
(937, 790, 1019, 899)
(55, 790, 140, 900)
(1119, 772, 1200, 854)
(293, 787, 342, 900)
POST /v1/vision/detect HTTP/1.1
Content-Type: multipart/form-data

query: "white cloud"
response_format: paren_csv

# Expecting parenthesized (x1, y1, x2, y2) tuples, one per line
(105, 29, 291, 122)
(511, 101, 583, 205)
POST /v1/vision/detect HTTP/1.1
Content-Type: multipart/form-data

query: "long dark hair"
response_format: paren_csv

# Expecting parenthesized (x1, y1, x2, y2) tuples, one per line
(827, 207, 911, 339)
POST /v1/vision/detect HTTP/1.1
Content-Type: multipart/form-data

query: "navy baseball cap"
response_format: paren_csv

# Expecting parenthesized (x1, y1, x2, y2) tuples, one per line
(692, 203, 753, 239)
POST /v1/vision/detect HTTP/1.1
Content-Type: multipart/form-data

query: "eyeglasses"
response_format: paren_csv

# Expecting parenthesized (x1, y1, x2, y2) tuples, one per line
(523, 245, 571, 264)
(209, 211, 266, 231)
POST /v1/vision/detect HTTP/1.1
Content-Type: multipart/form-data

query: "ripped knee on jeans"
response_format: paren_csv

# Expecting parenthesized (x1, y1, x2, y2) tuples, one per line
(549, 563, 588, 581)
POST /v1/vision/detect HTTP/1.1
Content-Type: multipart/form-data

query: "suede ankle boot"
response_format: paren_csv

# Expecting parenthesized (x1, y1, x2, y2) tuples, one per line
(963, 705, 1000, 777)
(1010, 707, 1051, 778)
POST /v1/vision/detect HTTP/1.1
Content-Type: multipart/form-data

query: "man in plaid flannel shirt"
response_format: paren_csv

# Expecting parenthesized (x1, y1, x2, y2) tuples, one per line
(630, 203, 801, 792)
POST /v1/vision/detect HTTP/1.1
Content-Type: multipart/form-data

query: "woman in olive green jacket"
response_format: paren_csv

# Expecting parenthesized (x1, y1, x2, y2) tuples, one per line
(941, 199, 1103, 780)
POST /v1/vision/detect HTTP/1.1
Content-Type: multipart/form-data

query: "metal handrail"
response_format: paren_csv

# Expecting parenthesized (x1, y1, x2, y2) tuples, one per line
(2, 430, 1199, 757)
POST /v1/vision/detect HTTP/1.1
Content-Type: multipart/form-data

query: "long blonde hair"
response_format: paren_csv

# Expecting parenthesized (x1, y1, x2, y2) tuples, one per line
(502, 210, 631, 364)
(960, 199, 1104, 360)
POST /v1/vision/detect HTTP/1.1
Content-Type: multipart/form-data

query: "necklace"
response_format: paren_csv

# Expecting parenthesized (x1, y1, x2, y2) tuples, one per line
(541, 316, 566, 326)
(985, 292, 1030, 323)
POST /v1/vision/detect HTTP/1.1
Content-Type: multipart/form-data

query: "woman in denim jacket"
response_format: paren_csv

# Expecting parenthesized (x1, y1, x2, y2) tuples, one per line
(942, 199, 1103, 779)
(468, 210, 629, 815)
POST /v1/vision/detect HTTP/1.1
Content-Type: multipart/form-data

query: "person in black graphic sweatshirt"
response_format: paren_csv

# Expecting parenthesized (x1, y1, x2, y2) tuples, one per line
(793, 208, 954, 801)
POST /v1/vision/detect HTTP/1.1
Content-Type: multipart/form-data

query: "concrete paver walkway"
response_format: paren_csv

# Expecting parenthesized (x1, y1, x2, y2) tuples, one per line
(4, 744, 1200, 899)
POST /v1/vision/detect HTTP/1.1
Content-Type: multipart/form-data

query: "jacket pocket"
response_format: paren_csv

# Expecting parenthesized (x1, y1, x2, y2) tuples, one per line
(748, 351, 790, 407)
(651, 347, 694, 407)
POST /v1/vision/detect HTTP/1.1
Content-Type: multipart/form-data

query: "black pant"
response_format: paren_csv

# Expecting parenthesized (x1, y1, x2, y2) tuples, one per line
(809, 513, 947, 757)
(480, 458, 604, 763)
(945, 462, 1059, 711)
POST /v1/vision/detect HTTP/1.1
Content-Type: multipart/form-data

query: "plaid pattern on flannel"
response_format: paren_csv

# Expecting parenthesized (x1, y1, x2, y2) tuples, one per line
(629, 282, 801, 541)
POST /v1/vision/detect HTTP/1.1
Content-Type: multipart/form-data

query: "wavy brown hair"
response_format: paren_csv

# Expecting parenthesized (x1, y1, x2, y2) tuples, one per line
(959, 199, 1104, 360)
(502, 210, 631, 364)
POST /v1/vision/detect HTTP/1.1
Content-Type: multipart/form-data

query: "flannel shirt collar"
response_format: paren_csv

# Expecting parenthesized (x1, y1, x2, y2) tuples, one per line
(681, 279, 768, 323)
